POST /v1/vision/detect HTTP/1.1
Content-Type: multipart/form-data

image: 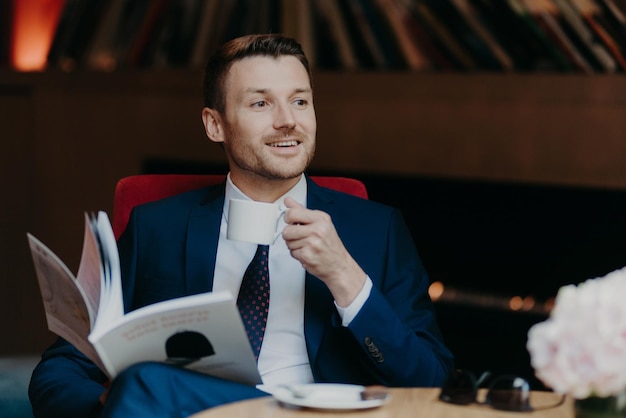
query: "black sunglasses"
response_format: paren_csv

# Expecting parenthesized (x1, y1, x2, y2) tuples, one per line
(439, 369, 566, 412)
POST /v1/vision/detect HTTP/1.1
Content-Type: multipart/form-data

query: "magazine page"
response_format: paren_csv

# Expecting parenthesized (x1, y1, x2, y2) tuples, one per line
(88, 290, 261, 385)
(89, 211, 124, 336)
(75, 213, 104, 325)
(26, 233, 106, 373)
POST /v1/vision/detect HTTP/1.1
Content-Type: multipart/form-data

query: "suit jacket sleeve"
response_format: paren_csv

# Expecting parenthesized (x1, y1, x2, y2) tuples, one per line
(28, 338, 107, 418)
(309, 193, 454, 387)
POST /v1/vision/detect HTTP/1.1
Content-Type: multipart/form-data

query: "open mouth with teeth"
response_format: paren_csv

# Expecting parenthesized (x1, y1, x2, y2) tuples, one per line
(269, 140, 300, 147)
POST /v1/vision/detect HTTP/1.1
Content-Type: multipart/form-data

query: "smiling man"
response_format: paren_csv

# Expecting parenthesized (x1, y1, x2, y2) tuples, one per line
(29, 34, 453, 418)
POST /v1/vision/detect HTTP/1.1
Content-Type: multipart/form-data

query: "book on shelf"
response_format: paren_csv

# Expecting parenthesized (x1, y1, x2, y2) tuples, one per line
(449, 0, 515, 71)
(188, 0, 222, 69)
(337, 0, 385, 68)
(504, 0, 575, 71)
(552, 0, 617, 72)
(81, 0, 153, 70)
(150, 0, 205, 69)
(573, 0, 626, 71)
(593, 0, 626, 46)
(521, 0, 595, 73)
(125, 0, 172, 68)
(82, 0, 127, 71)
(281, 0, 317, 68)
(116, 0, 158, 68)
(48, 0, 122, 71)
(355, 0, 407, 69)
(375, 0, 433, 71)
(26, 211, 261, 385)
(60, 0, 110, 70)
(310, 1, 342, 68)
(424, 0, 505, 70)
(469, 0, 548, 71)
(218, 0, 250, 49)
(597, 0, 626, 42)
(385, 0, 454, 71)
(46, 0, 81, 69)
(413, 1, 478, 70)
(206, 0, 239, 58)
(317, 0, 360, 70)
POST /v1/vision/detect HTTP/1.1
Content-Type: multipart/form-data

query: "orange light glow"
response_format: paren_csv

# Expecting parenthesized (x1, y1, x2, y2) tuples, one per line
(428, 281, 445, 301)
(509, 296, 523, 311)
(521, 296, 535, 311)
(10, 0, 66, 71)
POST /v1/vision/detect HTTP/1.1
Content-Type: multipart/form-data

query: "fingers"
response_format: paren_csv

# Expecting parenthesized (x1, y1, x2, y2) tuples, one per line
(281, 198, 340, 273)
(281, 198, 365, 303)
(283, 196, 309, 225)
(282, 197, 317, 227)
(282, 206, 332, 242)
(283, 210, 338, 271)
(283, 196, 301, 208)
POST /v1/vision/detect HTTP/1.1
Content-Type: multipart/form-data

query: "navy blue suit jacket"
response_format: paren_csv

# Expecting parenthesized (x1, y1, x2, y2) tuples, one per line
(29, 176, 453, 418)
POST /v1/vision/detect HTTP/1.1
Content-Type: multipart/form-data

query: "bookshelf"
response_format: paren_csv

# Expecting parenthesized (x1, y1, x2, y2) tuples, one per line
(20, 0, 626, 74)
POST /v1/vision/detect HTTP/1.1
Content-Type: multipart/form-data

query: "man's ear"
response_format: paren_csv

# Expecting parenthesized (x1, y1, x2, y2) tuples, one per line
(202, 107, 224, 143)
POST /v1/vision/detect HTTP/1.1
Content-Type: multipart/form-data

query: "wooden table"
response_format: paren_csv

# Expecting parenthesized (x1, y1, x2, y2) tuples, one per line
(190, 388, 573, 418)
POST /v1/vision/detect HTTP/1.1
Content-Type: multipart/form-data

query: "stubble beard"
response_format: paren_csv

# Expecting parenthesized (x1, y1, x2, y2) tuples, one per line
(224, 130, 316, 181)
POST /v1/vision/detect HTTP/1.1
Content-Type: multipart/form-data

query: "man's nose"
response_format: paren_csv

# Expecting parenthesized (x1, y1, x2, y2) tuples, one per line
(273, 103, 296, 129)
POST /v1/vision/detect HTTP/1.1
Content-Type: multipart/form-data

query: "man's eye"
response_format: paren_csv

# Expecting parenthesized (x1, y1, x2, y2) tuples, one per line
(294, 99, 308, 106)
(252, 101, 268, 108)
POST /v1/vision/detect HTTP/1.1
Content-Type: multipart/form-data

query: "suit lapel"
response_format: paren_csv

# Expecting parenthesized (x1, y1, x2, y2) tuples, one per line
(303, 177, 337, 369)
(185, 184, 225, 295)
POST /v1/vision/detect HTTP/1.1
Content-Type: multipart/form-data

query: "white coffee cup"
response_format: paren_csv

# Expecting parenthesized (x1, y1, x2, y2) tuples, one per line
(227, 199, 287, 245)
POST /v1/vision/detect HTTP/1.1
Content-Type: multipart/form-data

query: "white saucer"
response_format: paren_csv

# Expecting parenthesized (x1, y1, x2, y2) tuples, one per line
(272, 383, 391, 410)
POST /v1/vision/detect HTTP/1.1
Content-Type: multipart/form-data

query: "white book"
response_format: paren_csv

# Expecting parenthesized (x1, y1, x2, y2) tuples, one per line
(27, 211, 261, 385)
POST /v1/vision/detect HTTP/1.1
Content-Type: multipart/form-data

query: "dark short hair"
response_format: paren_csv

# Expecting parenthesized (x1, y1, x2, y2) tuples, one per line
(202, 34, 312, 112)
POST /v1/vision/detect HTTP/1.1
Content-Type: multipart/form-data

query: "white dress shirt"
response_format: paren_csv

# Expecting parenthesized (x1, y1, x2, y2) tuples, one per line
(212, 174, 372, 393)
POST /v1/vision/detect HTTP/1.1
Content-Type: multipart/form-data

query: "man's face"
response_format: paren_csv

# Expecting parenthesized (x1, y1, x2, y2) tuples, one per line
(218, 55, 316, 182)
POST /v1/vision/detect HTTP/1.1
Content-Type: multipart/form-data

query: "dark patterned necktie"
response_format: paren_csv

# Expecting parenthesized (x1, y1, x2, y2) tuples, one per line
(236, 244, 270, 361)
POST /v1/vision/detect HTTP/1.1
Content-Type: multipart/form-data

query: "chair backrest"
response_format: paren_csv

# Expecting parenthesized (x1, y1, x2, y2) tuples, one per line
(112, 174, 368, 239)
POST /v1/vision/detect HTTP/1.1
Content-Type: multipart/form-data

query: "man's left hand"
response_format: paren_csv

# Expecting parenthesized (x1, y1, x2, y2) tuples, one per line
(282, 197, 366, 307)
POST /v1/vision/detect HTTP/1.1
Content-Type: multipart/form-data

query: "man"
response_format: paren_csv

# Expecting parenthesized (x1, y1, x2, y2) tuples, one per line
(29, 34, 453, 418)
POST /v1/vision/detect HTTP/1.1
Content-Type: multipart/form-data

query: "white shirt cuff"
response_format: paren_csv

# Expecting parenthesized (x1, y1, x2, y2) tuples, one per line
(334, 276, 373, 327)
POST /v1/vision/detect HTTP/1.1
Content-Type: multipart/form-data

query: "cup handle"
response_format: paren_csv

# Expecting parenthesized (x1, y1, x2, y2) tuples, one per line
(272, 206, 288, 244)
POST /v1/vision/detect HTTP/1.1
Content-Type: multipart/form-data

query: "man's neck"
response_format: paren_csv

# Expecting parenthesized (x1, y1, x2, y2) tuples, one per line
(228, 173, 305, 202)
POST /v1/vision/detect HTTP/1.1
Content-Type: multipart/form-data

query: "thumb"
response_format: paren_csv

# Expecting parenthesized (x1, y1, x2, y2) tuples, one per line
(283, 196, 303, 209)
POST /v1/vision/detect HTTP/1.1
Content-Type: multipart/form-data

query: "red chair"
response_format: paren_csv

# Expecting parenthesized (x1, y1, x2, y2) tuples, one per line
(112, 174, 368, 239)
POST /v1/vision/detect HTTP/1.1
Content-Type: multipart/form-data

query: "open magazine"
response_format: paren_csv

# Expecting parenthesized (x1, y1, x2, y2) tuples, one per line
(26, 211, 261, 385)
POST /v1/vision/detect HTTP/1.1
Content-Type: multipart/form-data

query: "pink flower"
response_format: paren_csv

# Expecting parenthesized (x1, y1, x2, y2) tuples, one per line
(527, 267, 626, 399)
